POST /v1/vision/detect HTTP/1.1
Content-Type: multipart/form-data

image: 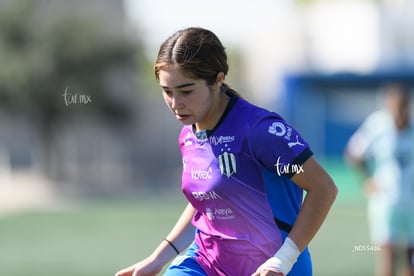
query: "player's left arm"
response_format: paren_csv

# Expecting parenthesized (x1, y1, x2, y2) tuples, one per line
(254, 156, 337, 276)
(251, 117, 338, 275)
(289, 156, 338, 251)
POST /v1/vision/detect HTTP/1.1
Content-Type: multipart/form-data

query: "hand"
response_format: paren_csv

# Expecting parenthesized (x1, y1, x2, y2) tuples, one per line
(115, 256, 162, 276)
(253, 237, 299, 276)
(364, 177, 380, 196)
(252, 257, 286, 276)
(251, 269, 284, 276)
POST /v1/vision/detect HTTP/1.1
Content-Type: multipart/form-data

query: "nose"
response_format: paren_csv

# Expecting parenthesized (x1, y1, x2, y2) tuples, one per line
(171, 94, 184, 110)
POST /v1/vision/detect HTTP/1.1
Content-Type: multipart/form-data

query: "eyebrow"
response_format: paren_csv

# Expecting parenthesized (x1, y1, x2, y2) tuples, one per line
(161, 82, 195, 89)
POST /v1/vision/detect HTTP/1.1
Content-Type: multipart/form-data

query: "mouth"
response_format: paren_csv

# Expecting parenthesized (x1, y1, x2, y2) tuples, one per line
(175, 114, 190, 121)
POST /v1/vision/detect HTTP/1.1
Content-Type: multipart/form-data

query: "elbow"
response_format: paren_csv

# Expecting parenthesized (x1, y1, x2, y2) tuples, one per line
(326, 178, 339, 205)
(305, 176, 338, 207)
(345, 149, 365, 170)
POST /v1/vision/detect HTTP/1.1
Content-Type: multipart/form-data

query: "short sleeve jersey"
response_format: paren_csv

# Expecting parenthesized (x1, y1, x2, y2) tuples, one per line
(179, 94, 313, 276)
(347, 110, 414, 205)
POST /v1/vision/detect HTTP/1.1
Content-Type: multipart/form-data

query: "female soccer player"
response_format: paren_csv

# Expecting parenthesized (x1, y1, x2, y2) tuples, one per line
(115, 27, 337, 276)
(346, 84, 414, 276)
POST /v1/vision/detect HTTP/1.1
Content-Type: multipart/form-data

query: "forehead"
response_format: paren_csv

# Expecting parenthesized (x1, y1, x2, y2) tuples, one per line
(158, 66, 204, 88)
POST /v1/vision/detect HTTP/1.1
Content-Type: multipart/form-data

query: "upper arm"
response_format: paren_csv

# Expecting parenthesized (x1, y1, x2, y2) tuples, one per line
(249, 116, 312, 175)
(291, 157, 336, 194)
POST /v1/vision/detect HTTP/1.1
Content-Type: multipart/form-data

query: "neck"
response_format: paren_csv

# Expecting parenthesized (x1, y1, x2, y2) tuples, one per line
(194, 92, 230, 132)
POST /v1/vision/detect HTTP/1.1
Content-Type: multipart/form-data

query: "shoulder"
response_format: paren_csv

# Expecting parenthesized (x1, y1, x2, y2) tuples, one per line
(240, 100, 290, 138)
(355, 109, 393, 138)
(234, 98, 284, 128)
(362, 109, 393, 129)
(240, 100, 310, 152)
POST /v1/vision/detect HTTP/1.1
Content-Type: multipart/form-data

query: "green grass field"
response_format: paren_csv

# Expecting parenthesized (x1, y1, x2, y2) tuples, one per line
(0, 159, 377, 276)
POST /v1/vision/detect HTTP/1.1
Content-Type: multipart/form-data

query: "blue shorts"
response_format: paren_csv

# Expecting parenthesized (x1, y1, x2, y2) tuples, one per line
(163, 242, 205, 276)
(164, 231, 312, 276)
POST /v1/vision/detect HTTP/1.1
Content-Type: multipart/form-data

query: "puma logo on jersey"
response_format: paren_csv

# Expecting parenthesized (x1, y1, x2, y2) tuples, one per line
(288, 135, 305, 148)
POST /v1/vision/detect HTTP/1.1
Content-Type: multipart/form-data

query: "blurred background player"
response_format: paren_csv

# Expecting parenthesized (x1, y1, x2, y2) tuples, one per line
(345, 83, 414, 276)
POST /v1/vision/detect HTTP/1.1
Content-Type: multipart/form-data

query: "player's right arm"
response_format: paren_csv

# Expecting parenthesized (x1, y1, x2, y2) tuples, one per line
(345, 130, 371, 178)
(115, 203, 196, 276)
(344, 114, 381, 195)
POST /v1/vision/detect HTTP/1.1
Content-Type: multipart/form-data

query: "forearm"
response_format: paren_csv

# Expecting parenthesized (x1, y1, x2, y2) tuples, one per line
(345, 152, 371, 179)
(115, 203, 196, 276)
(254, 161, 337, 276)
(165, 203, 196, 253)
(150, 203, 196, 264)
(289, 157, 338, 251)
(289, 183, 337, 251)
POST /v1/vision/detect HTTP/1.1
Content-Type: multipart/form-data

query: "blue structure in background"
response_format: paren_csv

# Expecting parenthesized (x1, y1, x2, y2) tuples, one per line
(281, 71, 414, 157)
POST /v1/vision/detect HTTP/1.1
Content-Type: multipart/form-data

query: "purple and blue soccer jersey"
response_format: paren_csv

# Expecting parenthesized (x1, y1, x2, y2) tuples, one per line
(179, 94, 312, 276)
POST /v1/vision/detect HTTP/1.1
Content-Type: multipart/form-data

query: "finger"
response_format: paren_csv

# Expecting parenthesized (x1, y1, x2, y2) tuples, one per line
(251, 271, 261, 276)
(115, 267, 132, 276)
(254, 269, 283, 276)
(266, 271, 284, 276)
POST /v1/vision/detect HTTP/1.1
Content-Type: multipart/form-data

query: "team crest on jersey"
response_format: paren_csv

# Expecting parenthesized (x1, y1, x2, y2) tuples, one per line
(268, 122, 294, 141)
(268, 122, 286, 136)
(218, 152, 237, 178)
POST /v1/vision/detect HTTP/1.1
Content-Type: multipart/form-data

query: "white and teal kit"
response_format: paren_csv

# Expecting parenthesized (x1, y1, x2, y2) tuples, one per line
(347, 109, 414, 246)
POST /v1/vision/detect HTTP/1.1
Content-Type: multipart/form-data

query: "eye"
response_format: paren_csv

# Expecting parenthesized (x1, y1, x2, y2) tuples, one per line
(162, 88, 172, 96)
(181, 90, 193, 95)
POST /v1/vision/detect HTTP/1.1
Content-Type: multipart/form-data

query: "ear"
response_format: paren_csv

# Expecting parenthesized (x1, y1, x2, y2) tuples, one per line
(214, 72, 225, 88)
